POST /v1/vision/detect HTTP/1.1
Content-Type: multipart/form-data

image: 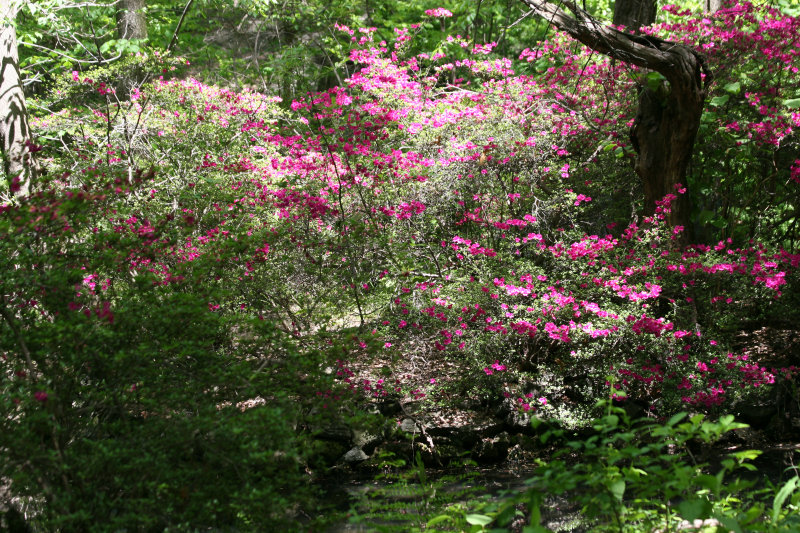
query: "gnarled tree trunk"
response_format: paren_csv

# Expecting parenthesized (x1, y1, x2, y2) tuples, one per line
(1, 0, 36, 198)
(519, 0, 711, 232)
(613, 0, 656, 31)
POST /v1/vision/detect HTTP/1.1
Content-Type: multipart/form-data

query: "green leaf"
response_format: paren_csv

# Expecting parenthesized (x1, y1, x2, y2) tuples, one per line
(667, 412, 688, 427)
(716, 515, 743, 533)
(427, 514, 454, 527)
(465, 514, 493, 526)
(645, 71, 666, 92)
(772, 476, 799, 523)
(678, 498, 711, 521)
(783, 98, 800, 109)
(609, 479, 625, 501)
(723, 81, 741, 93)
(696, 474, 720, 493)
(710, 95, 729, 107)
(690, 414, 706, 425)
(493, 500, 521, 527)
(522, 526, 550, 533)
(729, 449, 761, 463)
(533, 57, 549, 72)
(607, 414, 620, 427)
(528, 493, 542, 525)
(711, 217, 727, 229)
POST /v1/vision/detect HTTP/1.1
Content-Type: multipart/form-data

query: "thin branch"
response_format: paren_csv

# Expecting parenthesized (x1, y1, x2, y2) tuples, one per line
(0, 294, 37, 379)
(506, 8, 535, 30)
(72, 29, 104, 61)
(167, 0, 195, 52)
(19, 40, 121, 64)
(312, 36, 342, 87)
(83, 5, 107, 62)
(52, 1, 120, 8)
(471, 0, 484, 52)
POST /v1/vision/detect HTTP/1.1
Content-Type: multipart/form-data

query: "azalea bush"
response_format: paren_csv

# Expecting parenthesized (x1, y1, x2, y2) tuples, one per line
(0, 166, 349, 530)
(3, 1, 800, 529)
(25, 0, 800, 428)
(286, 5, 799, 417)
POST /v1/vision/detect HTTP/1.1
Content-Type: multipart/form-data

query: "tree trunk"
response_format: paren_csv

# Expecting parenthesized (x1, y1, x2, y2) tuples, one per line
(117, 0, 148, 40)
(519, 0, 710, 232)
(1, 0, 36, 198)
(704, 0, 724, 14)
(631, 78, 699, 231)
(613, 0, 656, 32)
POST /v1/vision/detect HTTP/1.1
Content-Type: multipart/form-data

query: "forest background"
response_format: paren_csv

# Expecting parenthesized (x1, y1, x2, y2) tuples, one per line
(2, 0, 800, 531)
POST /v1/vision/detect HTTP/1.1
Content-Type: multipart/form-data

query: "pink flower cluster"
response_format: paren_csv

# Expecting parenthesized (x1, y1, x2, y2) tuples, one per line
(424, 8, 453, 18)
(483, 360, 507, 375)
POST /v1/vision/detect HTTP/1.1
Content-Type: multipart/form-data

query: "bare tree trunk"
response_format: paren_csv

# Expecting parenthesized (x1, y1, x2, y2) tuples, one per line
(704, 0, 724, 14)
(631, 78, 699, 232)
(117, 0, 148, 40)
(613, 0, 656, 32)
(519, 0, 711, 232)
(1, 0, 36, 198)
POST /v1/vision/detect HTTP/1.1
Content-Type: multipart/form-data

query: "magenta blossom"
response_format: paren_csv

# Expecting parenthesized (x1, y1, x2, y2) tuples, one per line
(424, 8, 453, 17)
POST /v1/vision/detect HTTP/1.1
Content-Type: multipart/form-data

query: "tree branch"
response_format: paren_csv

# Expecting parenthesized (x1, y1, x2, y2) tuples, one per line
(0, 294, 36, 379)
(19, 40, 121, 64)
(518, 0, 708, 88)
(167, 0, 194, 52)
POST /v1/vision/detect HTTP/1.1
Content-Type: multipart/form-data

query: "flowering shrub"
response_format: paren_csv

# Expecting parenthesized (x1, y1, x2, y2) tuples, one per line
(3, 1, 800, 528)
(292, 8, 798, 415)
(0, 169, 349, 529)
(29, 1, 799, 418)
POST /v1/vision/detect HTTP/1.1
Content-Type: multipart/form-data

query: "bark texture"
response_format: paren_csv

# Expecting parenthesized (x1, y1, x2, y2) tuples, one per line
(613, 0, 656, 31)
(117, 0, 148, 40)
(519, 0, 711, 230)
(1, 0, 35, 198)
(704, 0, 725, 14)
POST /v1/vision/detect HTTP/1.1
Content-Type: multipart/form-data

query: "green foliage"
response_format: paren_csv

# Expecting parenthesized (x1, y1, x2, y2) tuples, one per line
(675, 9, 800, 247)
(39, 51, 185, 113)
(6, 3, 800, 530)
(15, 0, 563, 100)
(346, 451, 487, 532)
(0, 165, 335, 531)
(470, 400, 800, 532)
(354, 405, 800, 532)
